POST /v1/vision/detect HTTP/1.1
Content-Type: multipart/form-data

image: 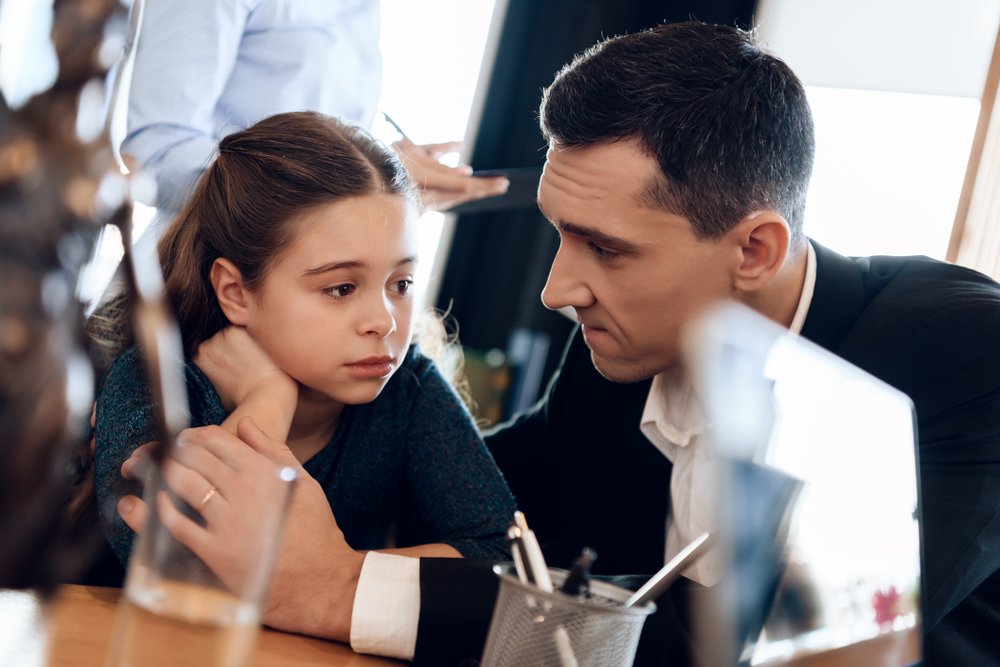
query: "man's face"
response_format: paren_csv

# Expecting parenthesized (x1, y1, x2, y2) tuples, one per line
(539, 140, 739, 382)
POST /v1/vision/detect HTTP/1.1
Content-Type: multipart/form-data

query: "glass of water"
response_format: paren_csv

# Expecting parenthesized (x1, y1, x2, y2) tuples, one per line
(104, 462, 297, 667)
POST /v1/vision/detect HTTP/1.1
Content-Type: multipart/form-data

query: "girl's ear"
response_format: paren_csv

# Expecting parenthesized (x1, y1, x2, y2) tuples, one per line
(210, 258, 252, 325)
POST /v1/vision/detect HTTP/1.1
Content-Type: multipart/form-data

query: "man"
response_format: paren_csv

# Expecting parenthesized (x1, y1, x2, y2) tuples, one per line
(405, 20, 1000, 665)
(119, 21, 1000, 665)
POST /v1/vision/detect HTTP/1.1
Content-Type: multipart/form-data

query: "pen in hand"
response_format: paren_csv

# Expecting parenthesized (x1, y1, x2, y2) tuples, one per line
(381, 112, 412, 145)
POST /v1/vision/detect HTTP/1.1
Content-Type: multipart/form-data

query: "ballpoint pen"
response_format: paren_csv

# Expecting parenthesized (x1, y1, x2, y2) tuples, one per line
(624, 532, 713, 608)
(381, 112, 412, 144)
(513, 511, 554, 592)
(560, 547, 597, 597)
(511, 512, 578, 667)
(506, 524, 530, 585)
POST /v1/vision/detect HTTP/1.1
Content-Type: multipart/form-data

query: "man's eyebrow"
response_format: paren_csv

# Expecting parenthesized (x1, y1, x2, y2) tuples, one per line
(555, 220, 641, 253)
(303, 256, 417, 277)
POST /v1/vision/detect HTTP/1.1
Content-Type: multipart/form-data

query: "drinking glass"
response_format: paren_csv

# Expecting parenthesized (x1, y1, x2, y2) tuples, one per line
(104, 461, 296, 667)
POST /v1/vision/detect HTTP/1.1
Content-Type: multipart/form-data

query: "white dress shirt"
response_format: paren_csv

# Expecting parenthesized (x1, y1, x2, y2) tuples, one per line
(351, 552, 421, 659)
(639, 242, 817, 585)
(122, 0, 382, 216)
(350, 243, 817, 657)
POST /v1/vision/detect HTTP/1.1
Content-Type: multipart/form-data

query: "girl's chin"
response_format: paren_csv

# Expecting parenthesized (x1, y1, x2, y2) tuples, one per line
(298, 381, 389, 406)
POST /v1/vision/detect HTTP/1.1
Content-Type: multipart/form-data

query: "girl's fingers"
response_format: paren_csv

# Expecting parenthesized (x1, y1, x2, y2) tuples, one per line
(236, 417, 299, 467)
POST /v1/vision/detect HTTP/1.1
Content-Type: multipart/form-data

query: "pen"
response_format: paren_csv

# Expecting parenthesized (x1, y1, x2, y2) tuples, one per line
(624, 532, 713, 608)
(512, 512, 577, 667)
(506, 524, 530, 585)
(381, 112, 412, 144)
(513, 511, 553, 592)
(560, 547, 597, 597)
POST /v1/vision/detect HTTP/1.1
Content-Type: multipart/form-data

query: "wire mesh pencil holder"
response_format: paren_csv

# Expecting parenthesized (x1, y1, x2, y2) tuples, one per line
(480, 565, 655, 667)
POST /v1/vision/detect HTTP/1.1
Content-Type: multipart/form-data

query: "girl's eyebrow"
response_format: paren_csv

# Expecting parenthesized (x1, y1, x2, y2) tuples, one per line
(303, 256, 417, 277)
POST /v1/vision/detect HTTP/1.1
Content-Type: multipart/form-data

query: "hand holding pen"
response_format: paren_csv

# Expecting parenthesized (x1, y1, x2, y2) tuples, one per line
(381, 112, 509, 211)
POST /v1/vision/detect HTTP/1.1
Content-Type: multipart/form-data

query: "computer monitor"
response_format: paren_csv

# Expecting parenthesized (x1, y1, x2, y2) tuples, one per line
(685, 302, 922, 666)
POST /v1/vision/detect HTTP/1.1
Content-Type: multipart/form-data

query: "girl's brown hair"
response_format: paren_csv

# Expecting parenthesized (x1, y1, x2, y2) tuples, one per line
(90, 111, 415, 363)
(74, 113, 417, 540)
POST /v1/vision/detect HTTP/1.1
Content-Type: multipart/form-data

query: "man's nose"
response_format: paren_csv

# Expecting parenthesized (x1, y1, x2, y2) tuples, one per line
(541, 245, 595, 312)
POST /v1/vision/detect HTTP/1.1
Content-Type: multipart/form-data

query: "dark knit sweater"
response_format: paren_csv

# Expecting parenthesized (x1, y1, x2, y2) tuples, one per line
(94, 344, 515, 566)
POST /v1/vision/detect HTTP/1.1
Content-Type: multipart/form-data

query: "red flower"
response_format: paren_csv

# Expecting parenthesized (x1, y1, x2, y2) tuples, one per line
(872, 586, 901, 626)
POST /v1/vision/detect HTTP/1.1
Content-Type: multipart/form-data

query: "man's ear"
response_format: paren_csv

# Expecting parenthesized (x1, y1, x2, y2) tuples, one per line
(209, 258, 252, 326)
(730, 211, 791, 293)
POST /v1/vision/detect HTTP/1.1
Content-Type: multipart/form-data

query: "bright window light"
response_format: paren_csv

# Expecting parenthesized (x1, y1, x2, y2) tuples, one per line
(79, 2, 501, 311)
(377, 0, 500, 309)
(803, 87, 980, 259)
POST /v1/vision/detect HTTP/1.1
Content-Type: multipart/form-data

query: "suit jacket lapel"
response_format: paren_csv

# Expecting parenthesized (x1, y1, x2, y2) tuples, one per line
(800, 241, 869, 355)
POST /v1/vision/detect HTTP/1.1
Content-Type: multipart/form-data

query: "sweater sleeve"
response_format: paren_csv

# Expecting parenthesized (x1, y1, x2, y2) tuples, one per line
(400, 349, 516, 560)
(93, 346, 159, 566)
(93, 347, 226, 567)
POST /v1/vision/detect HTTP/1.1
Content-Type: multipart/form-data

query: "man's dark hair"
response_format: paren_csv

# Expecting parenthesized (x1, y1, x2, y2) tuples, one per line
(540, 21, 815, 240)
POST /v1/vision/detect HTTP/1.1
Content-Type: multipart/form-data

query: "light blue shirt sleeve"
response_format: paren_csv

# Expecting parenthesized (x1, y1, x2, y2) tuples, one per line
(121, 0, 382, 216)
(122, 0, 255, 213)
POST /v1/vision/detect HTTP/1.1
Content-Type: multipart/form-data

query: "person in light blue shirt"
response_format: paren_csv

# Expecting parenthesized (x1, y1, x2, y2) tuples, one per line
(121, 0, 507, 233)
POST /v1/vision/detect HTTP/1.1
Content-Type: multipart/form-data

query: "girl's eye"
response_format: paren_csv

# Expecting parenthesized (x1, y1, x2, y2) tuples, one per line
(323, 283, 356, 299)
(391, 279, 414, 296)
(587, 240, 619, 261)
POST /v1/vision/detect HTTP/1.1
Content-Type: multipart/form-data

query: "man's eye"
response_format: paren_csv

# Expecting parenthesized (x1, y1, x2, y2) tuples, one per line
(587, 241, 619, 260)
(323, 284, 356, 299)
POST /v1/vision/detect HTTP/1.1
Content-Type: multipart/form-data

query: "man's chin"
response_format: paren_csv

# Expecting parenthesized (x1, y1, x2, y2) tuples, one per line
(589, 349, 657, 384)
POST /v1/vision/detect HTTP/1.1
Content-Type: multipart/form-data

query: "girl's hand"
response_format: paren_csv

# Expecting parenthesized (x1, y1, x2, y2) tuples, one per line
(195, 327, 297, 440)
(194, 326, 296, 411)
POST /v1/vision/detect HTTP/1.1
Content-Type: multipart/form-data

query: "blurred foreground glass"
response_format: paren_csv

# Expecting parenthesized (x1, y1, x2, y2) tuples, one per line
(105, 464, 296, 667)
(686, 302, 921, 666)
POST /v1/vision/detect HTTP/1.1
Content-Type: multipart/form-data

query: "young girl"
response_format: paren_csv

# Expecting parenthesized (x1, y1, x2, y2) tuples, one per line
(92, 112, 515, 594)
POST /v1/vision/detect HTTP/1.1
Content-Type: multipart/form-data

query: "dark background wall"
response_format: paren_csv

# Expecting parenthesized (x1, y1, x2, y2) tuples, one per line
(435, 0, 758, 419)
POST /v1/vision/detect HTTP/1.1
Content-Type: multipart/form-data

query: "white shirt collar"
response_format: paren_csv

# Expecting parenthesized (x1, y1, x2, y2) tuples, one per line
(639, 241, 817, 459)
(638, 242, 817, 585)
(788, 241, 817, 335)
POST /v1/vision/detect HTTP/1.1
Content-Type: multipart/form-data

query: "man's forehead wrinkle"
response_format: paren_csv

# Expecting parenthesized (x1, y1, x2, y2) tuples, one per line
(546, 155, 612, 203)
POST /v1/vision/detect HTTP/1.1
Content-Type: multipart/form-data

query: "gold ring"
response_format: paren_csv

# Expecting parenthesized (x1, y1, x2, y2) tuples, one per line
(198, 485, 217, 511)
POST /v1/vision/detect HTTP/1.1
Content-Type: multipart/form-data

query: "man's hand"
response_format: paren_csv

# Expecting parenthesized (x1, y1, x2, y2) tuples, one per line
(393, 138, 508, 211)
(117, 418, 364, 643)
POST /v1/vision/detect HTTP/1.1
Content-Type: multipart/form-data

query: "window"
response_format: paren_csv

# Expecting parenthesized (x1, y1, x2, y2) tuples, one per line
(757, 0, 1000, 259)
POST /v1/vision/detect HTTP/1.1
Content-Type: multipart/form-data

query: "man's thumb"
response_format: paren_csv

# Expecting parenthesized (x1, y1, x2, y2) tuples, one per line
(237, 416, 294, 463)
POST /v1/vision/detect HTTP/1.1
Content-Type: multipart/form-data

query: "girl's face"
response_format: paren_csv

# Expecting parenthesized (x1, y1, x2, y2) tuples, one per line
(243, 193, 420, 406)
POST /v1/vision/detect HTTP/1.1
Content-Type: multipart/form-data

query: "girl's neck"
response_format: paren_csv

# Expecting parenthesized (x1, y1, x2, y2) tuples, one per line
(286, 388, 345, 464)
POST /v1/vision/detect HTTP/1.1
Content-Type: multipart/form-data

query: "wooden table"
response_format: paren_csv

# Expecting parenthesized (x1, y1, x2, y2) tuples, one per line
(1, 585, 404, 666)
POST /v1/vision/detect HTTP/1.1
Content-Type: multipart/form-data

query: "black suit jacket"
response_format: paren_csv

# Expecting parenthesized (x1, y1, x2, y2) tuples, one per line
(414, 242, 1000, 666)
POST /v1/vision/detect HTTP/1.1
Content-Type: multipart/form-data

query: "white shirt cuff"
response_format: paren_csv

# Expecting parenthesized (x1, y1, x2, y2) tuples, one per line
(350, 552, 421, 660)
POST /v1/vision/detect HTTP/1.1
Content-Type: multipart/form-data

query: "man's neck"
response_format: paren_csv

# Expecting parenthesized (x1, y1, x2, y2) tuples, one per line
(744, 240, 810, 329)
